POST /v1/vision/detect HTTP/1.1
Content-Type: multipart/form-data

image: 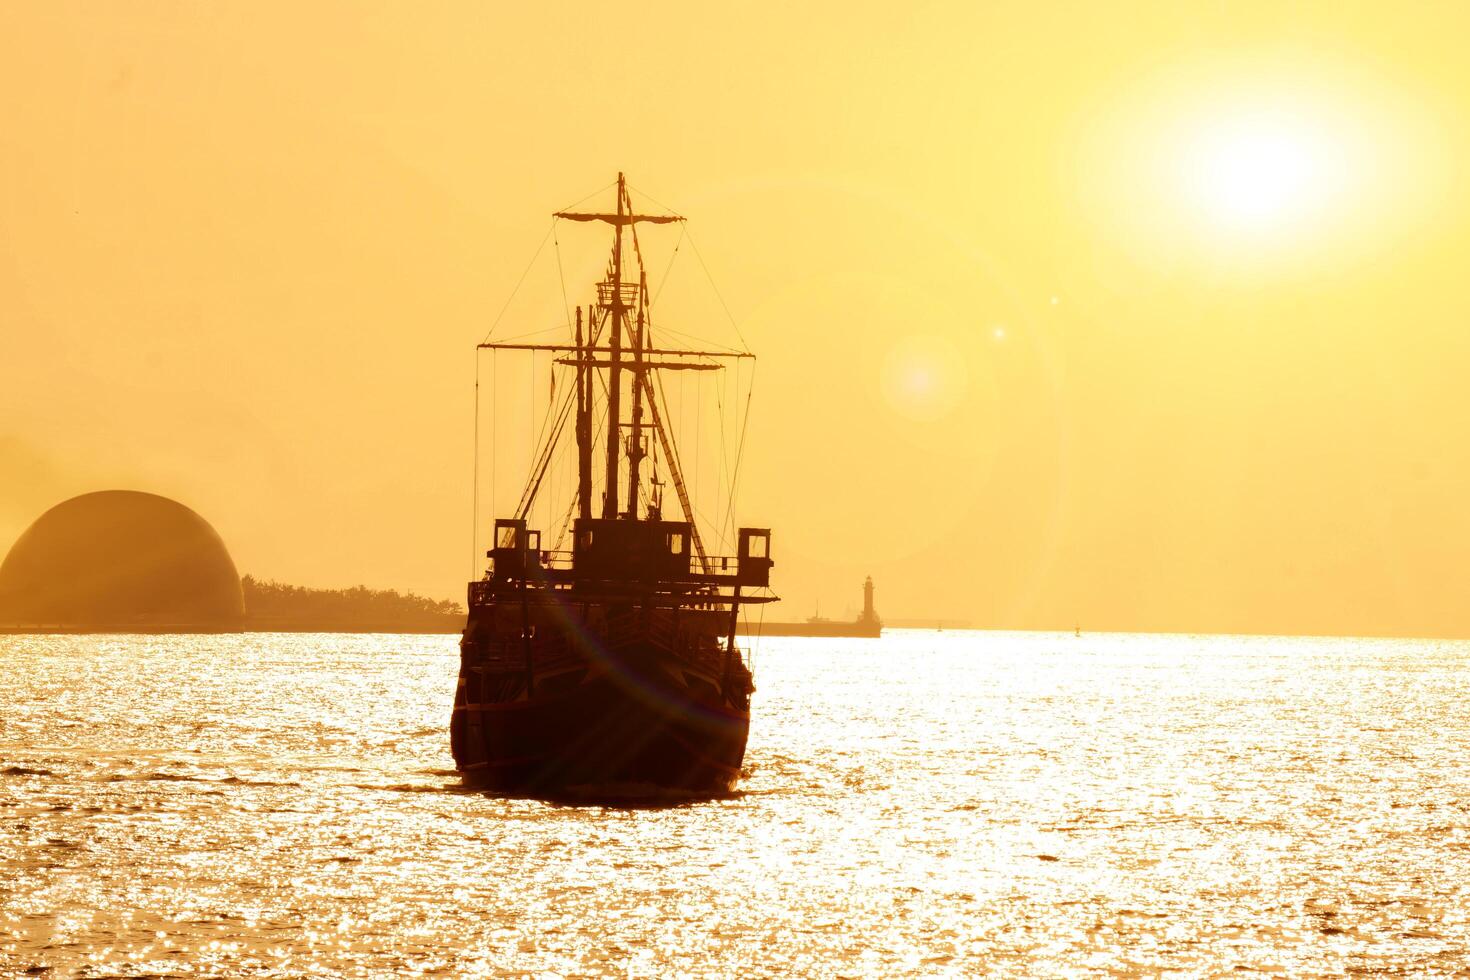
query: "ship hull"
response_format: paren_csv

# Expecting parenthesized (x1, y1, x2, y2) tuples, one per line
(451, 616, 751, 796)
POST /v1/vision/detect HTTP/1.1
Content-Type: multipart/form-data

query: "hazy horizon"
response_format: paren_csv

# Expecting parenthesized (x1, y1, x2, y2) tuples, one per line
(5, 3, 1470, 637)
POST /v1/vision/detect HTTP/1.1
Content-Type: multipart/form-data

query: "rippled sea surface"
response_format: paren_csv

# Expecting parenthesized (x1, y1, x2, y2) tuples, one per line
(4, 631, 1470, 977)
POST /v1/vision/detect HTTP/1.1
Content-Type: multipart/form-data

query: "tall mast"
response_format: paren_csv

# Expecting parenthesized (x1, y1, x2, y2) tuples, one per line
(626, 272, 647, 519)
(602, 173, 626, 519)
(492, 176, 688, 525)
(575, 306, 591, 520)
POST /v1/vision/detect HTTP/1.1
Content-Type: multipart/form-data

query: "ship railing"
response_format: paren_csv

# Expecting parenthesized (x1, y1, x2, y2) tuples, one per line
(598, 280, 641, 309)
(478, 548, 769, 585)
(468, 629, 584, 669)
(495, 549, 750, 573)
(469, 581, 775, 614)
(470, 638, 523, 667)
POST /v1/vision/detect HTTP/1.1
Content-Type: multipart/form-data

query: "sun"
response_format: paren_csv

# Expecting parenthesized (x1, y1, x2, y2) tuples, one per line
(1072, 55, 1433, 265)
(1176, 107, 1351, 238)
(1188, 121, 1311, 228)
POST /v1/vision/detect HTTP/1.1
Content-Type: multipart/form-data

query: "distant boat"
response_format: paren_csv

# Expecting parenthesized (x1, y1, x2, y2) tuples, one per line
(738, 576, 882, 638)
(451, 174, 775, 796)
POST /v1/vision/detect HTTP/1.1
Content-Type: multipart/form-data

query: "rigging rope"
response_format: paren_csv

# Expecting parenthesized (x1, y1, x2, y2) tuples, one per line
(486, 323, 575, 345)
(686, 229, 752, 354)
(694, 370, 702, 530)
(720, 361, 756, 540)
(483, 226, 554, 345)
(553, 218, 574, 334)
(555, 178, 619, 216)
(650, 223, 687, 307)
(515, 383, 578, 522)
(471, 351, 480, 579)
(622, 181, 683, 221)
(529, 351, 535, 523)
(646, 323, 746, 356)
(490, 351, 498, 539)
(712, 358, 732, 551)
(643, 369, 710, 572)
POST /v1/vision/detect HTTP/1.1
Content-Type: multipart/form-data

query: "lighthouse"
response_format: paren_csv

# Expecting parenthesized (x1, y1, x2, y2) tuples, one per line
(860, 575, 880, 627)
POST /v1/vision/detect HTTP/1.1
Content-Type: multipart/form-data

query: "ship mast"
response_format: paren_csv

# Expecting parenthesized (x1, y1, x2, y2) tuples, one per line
(603, 173, 626, 519)
(626, 270, 648, 517)
(558, 172, 675, 522)
(575, 306, 591, 520)
(481, 175, 749, 548)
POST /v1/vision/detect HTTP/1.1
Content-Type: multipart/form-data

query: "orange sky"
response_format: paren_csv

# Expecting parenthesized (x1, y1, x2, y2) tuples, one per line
(3, 2, 1469, 636)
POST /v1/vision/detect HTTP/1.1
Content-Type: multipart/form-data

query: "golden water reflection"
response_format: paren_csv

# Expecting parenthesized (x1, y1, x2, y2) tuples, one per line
(2, 631, 1468, 975)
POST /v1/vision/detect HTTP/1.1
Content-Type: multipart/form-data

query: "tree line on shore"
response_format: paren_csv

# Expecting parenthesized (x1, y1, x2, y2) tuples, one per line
(241, 575, 463, 624)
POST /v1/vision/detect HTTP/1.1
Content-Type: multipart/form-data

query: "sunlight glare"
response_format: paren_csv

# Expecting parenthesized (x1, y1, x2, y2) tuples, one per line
(1179, 109, 1345, 235)
(1074, 55, 1442, 270)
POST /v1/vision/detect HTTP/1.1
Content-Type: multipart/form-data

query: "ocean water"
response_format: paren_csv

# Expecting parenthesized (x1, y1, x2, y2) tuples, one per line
(3, 630, 1470, 977)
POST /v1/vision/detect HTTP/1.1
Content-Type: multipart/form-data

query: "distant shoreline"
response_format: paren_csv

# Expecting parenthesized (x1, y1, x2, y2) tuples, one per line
(1, 616, 465, 636)
(2, 619, 893, 637)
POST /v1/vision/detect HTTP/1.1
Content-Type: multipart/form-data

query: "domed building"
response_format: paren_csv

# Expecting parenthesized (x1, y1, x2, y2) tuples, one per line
(0, 490, 244, 629)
